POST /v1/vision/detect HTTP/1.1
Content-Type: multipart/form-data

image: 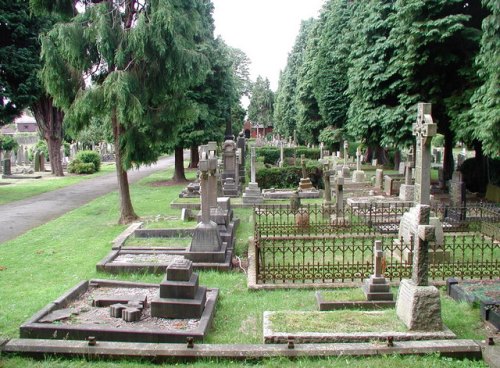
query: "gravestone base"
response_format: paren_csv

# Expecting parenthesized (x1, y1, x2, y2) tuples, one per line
(401, 246, 451, 264)
(341, 166, 350, 178)
(189, 221, 222, 255)
(396, 279, 443, 331)
(298, 178, 314, 191)
(362, 276, 393, 301)
(399, 184, 415, 201)
(351, 170, 366, 183)
(243, 182, 263, 204)
(222, 178, 240, 197)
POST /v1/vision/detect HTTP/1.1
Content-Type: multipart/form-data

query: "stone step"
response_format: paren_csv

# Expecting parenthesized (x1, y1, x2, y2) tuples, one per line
(160, 273, 199, 300)
(151, 287, 207, 319)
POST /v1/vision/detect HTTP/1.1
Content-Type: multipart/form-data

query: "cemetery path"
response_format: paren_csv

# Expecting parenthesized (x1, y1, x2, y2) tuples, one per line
(0, 155, 178, 245)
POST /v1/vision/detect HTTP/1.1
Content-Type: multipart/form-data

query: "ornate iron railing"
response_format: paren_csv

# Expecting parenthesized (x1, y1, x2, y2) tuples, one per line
(253, 203, 500, 284)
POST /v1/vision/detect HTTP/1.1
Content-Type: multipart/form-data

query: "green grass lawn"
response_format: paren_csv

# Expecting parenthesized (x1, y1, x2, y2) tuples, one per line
(0, 167, 489, 367)
(0, 162, 116, 205)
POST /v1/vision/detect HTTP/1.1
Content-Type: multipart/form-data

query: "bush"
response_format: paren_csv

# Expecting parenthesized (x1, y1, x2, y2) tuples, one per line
(68, 159, 96, 174)
(432, 134, 444, 147)
(0, 134, 19, 152)
(256, 161, 323, 189)
(75, 150, 101, 172)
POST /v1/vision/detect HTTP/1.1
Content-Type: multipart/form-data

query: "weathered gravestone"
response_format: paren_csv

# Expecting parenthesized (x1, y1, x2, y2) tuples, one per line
(237, 133, 246, 183)
(375, 169, 384, 190)
(395, 103, 443, 331)
(243, 146, 263, 204)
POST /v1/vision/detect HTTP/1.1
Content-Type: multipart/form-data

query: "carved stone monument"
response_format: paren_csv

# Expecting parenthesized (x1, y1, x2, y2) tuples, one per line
(221, 139, 240, 197)
(395, 103, 443, 331)
(188, 152, 225, 262)
(362, 240, 393, 301)
(243, 146, 263, 204)
(237, 133, 246, 183)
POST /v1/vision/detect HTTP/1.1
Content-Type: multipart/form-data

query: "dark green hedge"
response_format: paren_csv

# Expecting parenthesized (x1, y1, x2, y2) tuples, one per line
(256, 162, 323, 189)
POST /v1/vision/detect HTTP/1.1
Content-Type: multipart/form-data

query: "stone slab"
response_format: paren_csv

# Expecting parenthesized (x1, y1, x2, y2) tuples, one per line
(316, 292, 395, 311)
(160, 273, 199, 299)
(263, 311, 456, 344)
(2, 338, 482, 361)
(92, 295, 148, 308)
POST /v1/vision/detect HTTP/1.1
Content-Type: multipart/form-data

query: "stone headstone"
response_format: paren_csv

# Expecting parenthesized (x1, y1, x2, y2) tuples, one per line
(237, 134, 246, 183)
(17, 146, 24, 166)
(352, 146, 366, 183)
(298, 154, 314, 191)
(24, 146, 29, 164)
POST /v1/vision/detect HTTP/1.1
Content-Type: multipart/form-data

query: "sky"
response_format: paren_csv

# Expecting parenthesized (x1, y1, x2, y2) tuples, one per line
(212, 0, 325, 92)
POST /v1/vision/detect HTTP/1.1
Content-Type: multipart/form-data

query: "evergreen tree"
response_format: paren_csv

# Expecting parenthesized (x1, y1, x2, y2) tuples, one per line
(38, 0, 210, 223)
(470, 0, 500, 158)
(273, 19, 315, 139)
(389, 0, 485, 180)
(1, 0, 66, 176)
(248, 76, 274, 129)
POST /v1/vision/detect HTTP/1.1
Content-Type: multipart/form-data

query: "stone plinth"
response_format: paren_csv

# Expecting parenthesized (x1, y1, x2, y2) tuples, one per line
(188, 221, 225, 263)
(399, 184, 415, 201)
(151, 259, 207, 319)
(362, 276, 393, 301)
(222, 177, 239, 197)
(396, 279, 442, 331)
(298, 178, 314, 191)
(341, 166, 350, 178)
(375, 169, 384, 189)
(243, 182, 263, 204)
(351, 170, 366, 183)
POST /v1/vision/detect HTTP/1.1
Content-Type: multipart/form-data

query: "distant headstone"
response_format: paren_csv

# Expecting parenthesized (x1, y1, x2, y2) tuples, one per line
(375, 169, 384, 190)
(243, 146, 263, 204)
(362, 240, 393, 301)
(351, 146, 366, 183)
(298, 154, 314, 191)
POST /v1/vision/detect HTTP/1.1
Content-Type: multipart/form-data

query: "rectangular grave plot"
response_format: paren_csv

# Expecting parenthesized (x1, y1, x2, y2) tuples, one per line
(20, 280, 219, 343)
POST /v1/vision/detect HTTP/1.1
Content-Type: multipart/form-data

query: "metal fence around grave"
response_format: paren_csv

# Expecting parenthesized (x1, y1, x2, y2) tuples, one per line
(253, 204, 500, 284)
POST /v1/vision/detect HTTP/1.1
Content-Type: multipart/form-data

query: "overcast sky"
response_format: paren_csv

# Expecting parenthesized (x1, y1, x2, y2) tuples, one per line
(212, 0, 325, 92)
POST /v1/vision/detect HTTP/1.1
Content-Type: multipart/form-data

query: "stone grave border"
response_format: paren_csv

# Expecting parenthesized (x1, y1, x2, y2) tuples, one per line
(447, 278, 500, 331)
(0, 338, 484, 362)
(263, 311, 456, 344)
(315, 291, 396, 311)
(20, 279, 218, 343)
(98, 223, 232, 273)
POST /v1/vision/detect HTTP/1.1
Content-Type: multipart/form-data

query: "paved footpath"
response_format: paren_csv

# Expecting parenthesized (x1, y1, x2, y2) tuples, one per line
(0, 155, 176, 245)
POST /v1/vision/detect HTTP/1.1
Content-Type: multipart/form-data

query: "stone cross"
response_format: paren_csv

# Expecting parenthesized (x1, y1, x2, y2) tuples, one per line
(405, 147, 414, 186)
(356, 147, 362, 171)
(250, 146, 257, 183)
(343, 141, 349, 166)
(301, 154, 307, 179)
(373, 240, 384, 278)
(24, 146, 29, 164)
(413, 103, 437, 205)
(412, 205, 435, 286)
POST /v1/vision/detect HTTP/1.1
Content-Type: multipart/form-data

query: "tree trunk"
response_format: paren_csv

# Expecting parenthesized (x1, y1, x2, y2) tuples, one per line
(443, 130, 455, 181)
(393, 149, 401, 171)
(31, 95, 64, 176)
(189, 145, 199, 169)
(112, 109, 138, 224)
(172, 146, 187, 182)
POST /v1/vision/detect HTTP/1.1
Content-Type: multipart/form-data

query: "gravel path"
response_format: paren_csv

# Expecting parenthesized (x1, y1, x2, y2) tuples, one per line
(0, 155, 177, 245)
